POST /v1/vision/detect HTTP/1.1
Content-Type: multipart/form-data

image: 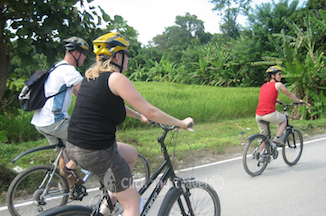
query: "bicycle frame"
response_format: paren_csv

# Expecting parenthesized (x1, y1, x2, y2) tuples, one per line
(10, 143, 86, 200)
(87, 124, 192, 216)
(248, 102, 302, 162)
(136, 124, 194, 216)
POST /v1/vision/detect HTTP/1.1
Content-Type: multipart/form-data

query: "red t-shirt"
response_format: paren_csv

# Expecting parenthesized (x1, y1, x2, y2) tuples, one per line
(256, 82, 278, 115)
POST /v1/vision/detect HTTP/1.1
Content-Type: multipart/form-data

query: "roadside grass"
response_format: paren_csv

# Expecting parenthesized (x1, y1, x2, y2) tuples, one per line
(2, 117, 325, 176)
(0, 117, 325, 203)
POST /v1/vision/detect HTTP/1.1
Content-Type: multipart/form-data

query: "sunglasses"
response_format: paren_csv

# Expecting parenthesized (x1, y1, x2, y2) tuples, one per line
(124, 50, 129, 58)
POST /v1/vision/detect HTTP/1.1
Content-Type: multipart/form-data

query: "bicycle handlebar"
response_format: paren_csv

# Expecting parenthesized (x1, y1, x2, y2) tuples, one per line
(277, 101, 304, 106)
(149, 120, 194, 131)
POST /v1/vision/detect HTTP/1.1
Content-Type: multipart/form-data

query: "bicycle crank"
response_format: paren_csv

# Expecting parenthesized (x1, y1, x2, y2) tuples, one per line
(71, 184, 87, 201)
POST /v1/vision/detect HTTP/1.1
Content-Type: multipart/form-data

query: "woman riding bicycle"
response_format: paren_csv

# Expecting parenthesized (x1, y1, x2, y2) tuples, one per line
(256, 66, 303, 147)
(66, 32, 194, 216)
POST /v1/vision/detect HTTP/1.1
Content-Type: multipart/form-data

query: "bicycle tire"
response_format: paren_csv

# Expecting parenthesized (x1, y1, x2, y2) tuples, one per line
(7, 165, 69, 216)
(133, 153, 150, 191)
(282, 129, 303, 166)
(157, 180, 221, 216)
(243, 134, 269, 176)
(35, 205, 103, 216)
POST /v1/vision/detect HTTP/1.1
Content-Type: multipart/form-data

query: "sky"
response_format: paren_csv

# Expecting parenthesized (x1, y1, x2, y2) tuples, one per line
(85, 0, 307, 45)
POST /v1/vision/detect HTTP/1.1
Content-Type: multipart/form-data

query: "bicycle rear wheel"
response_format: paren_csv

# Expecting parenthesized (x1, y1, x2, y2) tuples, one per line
(243, 134, 269, 176)
(7, 165, 69, 216)
(282, 129, 303, 166)
(132, 153, 150, 191)
(158, 181, 221, 216)
(35, 205, 103, 216)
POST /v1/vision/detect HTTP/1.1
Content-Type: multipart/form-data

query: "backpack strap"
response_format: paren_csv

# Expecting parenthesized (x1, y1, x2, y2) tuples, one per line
(46, 62, 73, 99)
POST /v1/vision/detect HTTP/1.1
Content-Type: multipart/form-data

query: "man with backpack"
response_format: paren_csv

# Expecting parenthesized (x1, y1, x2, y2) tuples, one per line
(31, 36, 88, 186)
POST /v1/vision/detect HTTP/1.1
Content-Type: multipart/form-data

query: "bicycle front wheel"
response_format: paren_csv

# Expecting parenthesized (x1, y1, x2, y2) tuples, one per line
(282, 129, 303, 166)
(243, 134, 269, 176)
(35, 205, 103, 216)
(158, 181, 221, 216)
(7, 165, 69, 216)
(132, 153, 150, 191)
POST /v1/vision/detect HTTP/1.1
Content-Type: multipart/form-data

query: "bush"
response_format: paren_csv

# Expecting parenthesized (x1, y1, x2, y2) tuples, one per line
(0, 162, 16, 200)
(0, 111, 41, 143)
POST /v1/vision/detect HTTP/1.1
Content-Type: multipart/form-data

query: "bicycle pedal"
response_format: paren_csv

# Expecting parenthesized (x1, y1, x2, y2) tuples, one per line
(184, 177, 195, 181)
(70, 184, 87, 201)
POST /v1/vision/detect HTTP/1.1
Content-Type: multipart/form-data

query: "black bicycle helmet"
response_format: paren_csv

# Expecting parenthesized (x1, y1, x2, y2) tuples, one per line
(64, 37, 89, 52)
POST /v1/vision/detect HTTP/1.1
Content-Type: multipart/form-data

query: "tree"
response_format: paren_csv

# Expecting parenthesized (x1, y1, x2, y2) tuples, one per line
(210, 0, 252, 39)
(152, 13, 211, 63)
(0, 0, 101, 111)
(248, 0, 301, 47)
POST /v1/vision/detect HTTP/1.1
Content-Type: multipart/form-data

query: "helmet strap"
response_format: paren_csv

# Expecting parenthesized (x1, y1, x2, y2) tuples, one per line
(69, 50, 82, 67)
(110, 62, 122, 72)
(120, 52, 125, 73)
(270, 73, 277, 81)
(110, 51, 125, 73)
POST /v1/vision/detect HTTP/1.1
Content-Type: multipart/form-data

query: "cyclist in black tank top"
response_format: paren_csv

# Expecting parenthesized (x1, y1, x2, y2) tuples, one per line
(66, 33, 194, 216)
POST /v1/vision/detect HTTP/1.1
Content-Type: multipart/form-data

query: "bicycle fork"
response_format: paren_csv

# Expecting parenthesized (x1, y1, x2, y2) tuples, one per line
(175, 177, 195, 216)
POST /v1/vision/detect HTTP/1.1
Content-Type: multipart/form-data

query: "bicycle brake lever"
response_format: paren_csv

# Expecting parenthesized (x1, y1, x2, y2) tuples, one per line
(187, 123, 195, 132)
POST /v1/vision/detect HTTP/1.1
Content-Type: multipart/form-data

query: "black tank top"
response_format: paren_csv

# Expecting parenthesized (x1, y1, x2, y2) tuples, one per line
(68, 72, 126, 150)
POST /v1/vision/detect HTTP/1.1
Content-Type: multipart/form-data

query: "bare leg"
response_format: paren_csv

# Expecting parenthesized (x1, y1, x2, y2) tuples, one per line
(113, 185, 140, 216)
(276, 121, 287, 137)
(259, 141, 266, 153)
(66, 160, 77, 169)
(117, 142, 138, 171)
(109, 142, 138, 205)
(58, 150, 80, 188)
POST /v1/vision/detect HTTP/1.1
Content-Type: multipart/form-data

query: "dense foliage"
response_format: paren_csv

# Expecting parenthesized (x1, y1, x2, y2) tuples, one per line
(1, 0, 326, 143)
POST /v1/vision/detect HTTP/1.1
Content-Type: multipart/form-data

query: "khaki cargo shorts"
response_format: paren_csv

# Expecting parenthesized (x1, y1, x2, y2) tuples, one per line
(256, 111, 286, 137)
(66, 141, 133, 193)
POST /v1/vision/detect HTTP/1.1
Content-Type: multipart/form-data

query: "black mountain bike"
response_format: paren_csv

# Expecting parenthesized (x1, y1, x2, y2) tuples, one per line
(6, 142, 150, 216)
(243, 101, 304, 176)
(36, 122, 221, 216)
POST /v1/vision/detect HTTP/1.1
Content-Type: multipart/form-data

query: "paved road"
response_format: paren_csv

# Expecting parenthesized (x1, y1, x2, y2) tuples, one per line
(187, 136, 326, 216)
(1, 136, 325, 215)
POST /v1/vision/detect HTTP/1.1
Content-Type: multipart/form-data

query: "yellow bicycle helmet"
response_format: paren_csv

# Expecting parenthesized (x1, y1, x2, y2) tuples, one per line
(266, 66, 282, 74)
(64, 36, 89, 52)
(93, 32, 130, 59)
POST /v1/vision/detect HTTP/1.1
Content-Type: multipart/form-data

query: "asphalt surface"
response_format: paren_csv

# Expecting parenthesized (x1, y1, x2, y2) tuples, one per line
(1, 136, 326, 215)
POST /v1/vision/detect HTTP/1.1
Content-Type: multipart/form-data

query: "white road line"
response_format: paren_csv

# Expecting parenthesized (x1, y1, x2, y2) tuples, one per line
(1, 136, 325, 212)
(179, 136, 326, 172)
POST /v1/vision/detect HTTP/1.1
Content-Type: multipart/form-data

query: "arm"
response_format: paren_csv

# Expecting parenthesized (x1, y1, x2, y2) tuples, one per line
(109, 72, 194, 129)
(73, 81, 81, 96)
(275, 82, 303, 103)
(125, 105, 149, 123)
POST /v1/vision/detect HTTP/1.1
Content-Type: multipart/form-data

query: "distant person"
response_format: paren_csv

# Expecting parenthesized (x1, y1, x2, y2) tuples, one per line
(31, 36, 89, 186)
(66, 32, 194, 216)
(256, 66, 303, 147)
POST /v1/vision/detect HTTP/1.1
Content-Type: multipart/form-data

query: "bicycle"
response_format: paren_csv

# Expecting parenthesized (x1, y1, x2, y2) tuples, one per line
(36, 122, 221, 216)
(6, 142, 150, 216)
(243, 101, 304, 176)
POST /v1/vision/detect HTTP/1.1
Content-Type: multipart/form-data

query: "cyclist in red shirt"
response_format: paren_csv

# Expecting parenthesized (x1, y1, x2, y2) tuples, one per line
(256, 66, 303, 146)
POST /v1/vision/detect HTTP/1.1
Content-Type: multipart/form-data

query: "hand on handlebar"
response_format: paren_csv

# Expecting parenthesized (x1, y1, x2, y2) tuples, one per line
(298, 100, 304, 105)
(277, 100, 304, 106)
(139, 114, 150, 124)
(181, 117, 194, 130)
(148, 118, 194, 131)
